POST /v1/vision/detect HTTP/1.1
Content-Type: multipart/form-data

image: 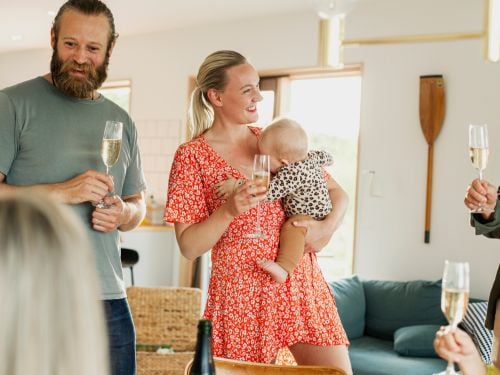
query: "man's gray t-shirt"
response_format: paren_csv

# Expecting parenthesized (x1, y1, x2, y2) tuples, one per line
(0, 76, 147, 300)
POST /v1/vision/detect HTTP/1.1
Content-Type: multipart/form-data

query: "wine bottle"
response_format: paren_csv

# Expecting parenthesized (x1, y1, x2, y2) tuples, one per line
(189, 319, 216, 375)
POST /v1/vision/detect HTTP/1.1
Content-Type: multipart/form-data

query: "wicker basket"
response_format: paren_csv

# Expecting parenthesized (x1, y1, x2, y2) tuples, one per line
(137, 352, 194, 375)
(127, 287, 202, 375)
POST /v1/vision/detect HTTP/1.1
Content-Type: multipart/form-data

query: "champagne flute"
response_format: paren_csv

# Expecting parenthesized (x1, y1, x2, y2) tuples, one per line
(468, 124, 492, 213)
(245, 154, 270, 239)
(438, 260, 470, 375)
(96, 120, 123, 209)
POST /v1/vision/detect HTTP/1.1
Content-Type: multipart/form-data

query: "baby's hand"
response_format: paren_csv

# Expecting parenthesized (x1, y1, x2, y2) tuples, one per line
(214, 174, 244, 198)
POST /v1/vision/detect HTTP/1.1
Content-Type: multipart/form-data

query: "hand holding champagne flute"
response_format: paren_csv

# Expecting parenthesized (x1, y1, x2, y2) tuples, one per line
(245, 154, 270, 239)
(96, 120, 123, 209)
(468, 124, 493, 213)
(437, 260, 470, 375)
(469, 124, 489, 181)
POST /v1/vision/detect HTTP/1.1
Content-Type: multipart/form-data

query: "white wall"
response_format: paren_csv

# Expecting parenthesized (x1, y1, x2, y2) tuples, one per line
(0, 48, 51, 87)
(0, 1, 498, 298)
(120, 228, 180, 287)
(344, 0, 499, 299)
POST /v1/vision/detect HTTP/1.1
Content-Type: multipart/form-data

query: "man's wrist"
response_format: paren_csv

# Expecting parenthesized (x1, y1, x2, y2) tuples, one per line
(43, 183, 69, 204)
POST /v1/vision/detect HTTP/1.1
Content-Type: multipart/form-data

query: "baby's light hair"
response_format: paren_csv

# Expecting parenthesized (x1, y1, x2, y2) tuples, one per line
(261, 117, 308, 162)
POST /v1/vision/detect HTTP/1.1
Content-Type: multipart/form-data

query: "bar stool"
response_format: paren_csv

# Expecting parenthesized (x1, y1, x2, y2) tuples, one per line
(121, 247, 139, 286)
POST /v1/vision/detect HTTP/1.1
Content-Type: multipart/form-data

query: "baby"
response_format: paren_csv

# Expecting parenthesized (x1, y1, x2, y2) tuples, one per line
(216, 117, 334, 283)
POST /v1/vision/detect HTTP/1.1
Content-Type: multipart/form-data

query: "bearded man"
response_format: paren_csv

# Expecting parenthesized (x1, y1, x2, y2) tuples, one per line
(0, 1, 146, 374)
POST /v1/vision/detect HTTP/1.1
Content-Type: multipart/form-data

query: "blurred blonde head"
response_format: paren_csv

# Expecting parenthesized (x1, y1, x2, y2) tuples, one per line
(260, 117, 308, 162)
(0, 191, 109, 375)
(188, 50, 247, 139)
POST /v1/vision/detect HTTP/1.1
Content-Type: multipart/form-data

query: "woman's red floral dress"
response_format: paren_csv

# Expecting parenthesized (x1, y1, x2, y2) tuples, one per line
(164, 126, 348, 363)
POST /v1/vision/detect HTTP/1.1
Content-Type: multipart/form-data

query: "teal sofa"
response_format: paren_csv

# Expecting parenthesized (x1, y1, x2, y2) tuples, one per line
(329, 276, 449, 375)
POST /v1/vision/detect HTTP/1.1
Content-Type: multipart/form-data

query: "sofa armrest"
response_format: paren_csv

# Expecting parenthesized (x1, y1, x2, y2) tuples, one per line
(329, 275, 366, 340)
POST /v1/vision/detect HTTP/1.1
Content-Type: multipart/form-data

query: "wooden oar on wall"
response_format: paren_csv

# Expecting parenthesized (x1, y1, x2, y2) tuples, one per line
(419, 75, 445, 244)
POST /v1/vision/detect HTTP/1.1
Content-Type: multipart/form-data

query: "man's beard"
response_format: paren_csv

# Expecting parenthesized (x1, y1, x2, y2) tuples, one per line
(50, 47, 109, 99)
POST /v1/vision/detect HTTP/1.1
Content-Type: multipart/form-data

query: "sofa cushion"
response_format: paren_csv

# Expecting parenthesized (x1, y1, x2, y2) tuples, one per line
(461, 301, 493, 364)
(393, 324, 440, 357)
(349, 336, 447, 375)
(363, 279, 447, 340)
(329, 275, 366, 339)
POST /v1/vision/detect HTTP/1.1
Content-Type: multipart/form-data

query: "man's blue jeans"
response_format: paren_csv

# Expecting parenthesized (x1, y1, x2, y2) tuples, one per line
(103, 298, 136, 375)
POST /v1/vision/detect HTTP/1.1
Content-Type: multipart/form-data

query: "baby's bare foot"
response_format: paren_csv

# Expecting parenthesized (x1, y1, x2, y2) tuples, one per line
(257, 259, 288, 284)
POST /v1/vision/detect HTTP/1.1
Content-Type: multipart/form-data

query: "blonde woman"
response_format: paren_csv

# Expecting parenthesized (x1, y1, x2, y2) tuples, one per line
(165, 50, 351, 374)
(0, 191, 109, 375)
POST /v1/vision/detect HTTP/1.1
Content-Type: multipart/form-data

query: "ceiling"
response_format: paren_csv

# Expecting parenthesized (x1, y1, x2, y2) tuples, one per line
(0, 0, 322, 54)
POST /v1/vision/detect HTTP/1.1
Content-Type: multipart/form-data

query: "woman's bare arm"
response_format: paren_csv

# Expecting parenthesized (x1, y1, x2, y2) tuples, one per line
(174, 182, 267, 260)
(293, 175, 348, 252)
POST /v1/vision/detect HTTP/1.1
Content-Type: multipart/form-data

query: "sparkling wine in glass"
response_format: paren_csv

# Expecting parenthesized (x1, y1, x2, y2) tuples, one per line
(469, 124, 489, 180)
(246, 154, 270, 239)
(468, 124, 492, 213)
(96, 120, 123, 208)
(438, 260, 470, 375)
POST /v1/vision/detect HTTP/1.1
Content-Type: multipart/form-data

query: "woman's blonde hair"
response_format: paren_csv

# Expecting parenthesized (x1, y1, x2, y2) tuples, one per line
(0, 191, 109, 375)
(188, 50, 247, 139)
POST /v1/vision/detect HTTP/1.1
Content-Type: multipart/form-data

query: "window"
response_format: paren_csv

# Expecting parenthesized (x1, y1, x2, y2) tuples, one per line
(98, 79, 131, 113)
(259, 68, 362, 281)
